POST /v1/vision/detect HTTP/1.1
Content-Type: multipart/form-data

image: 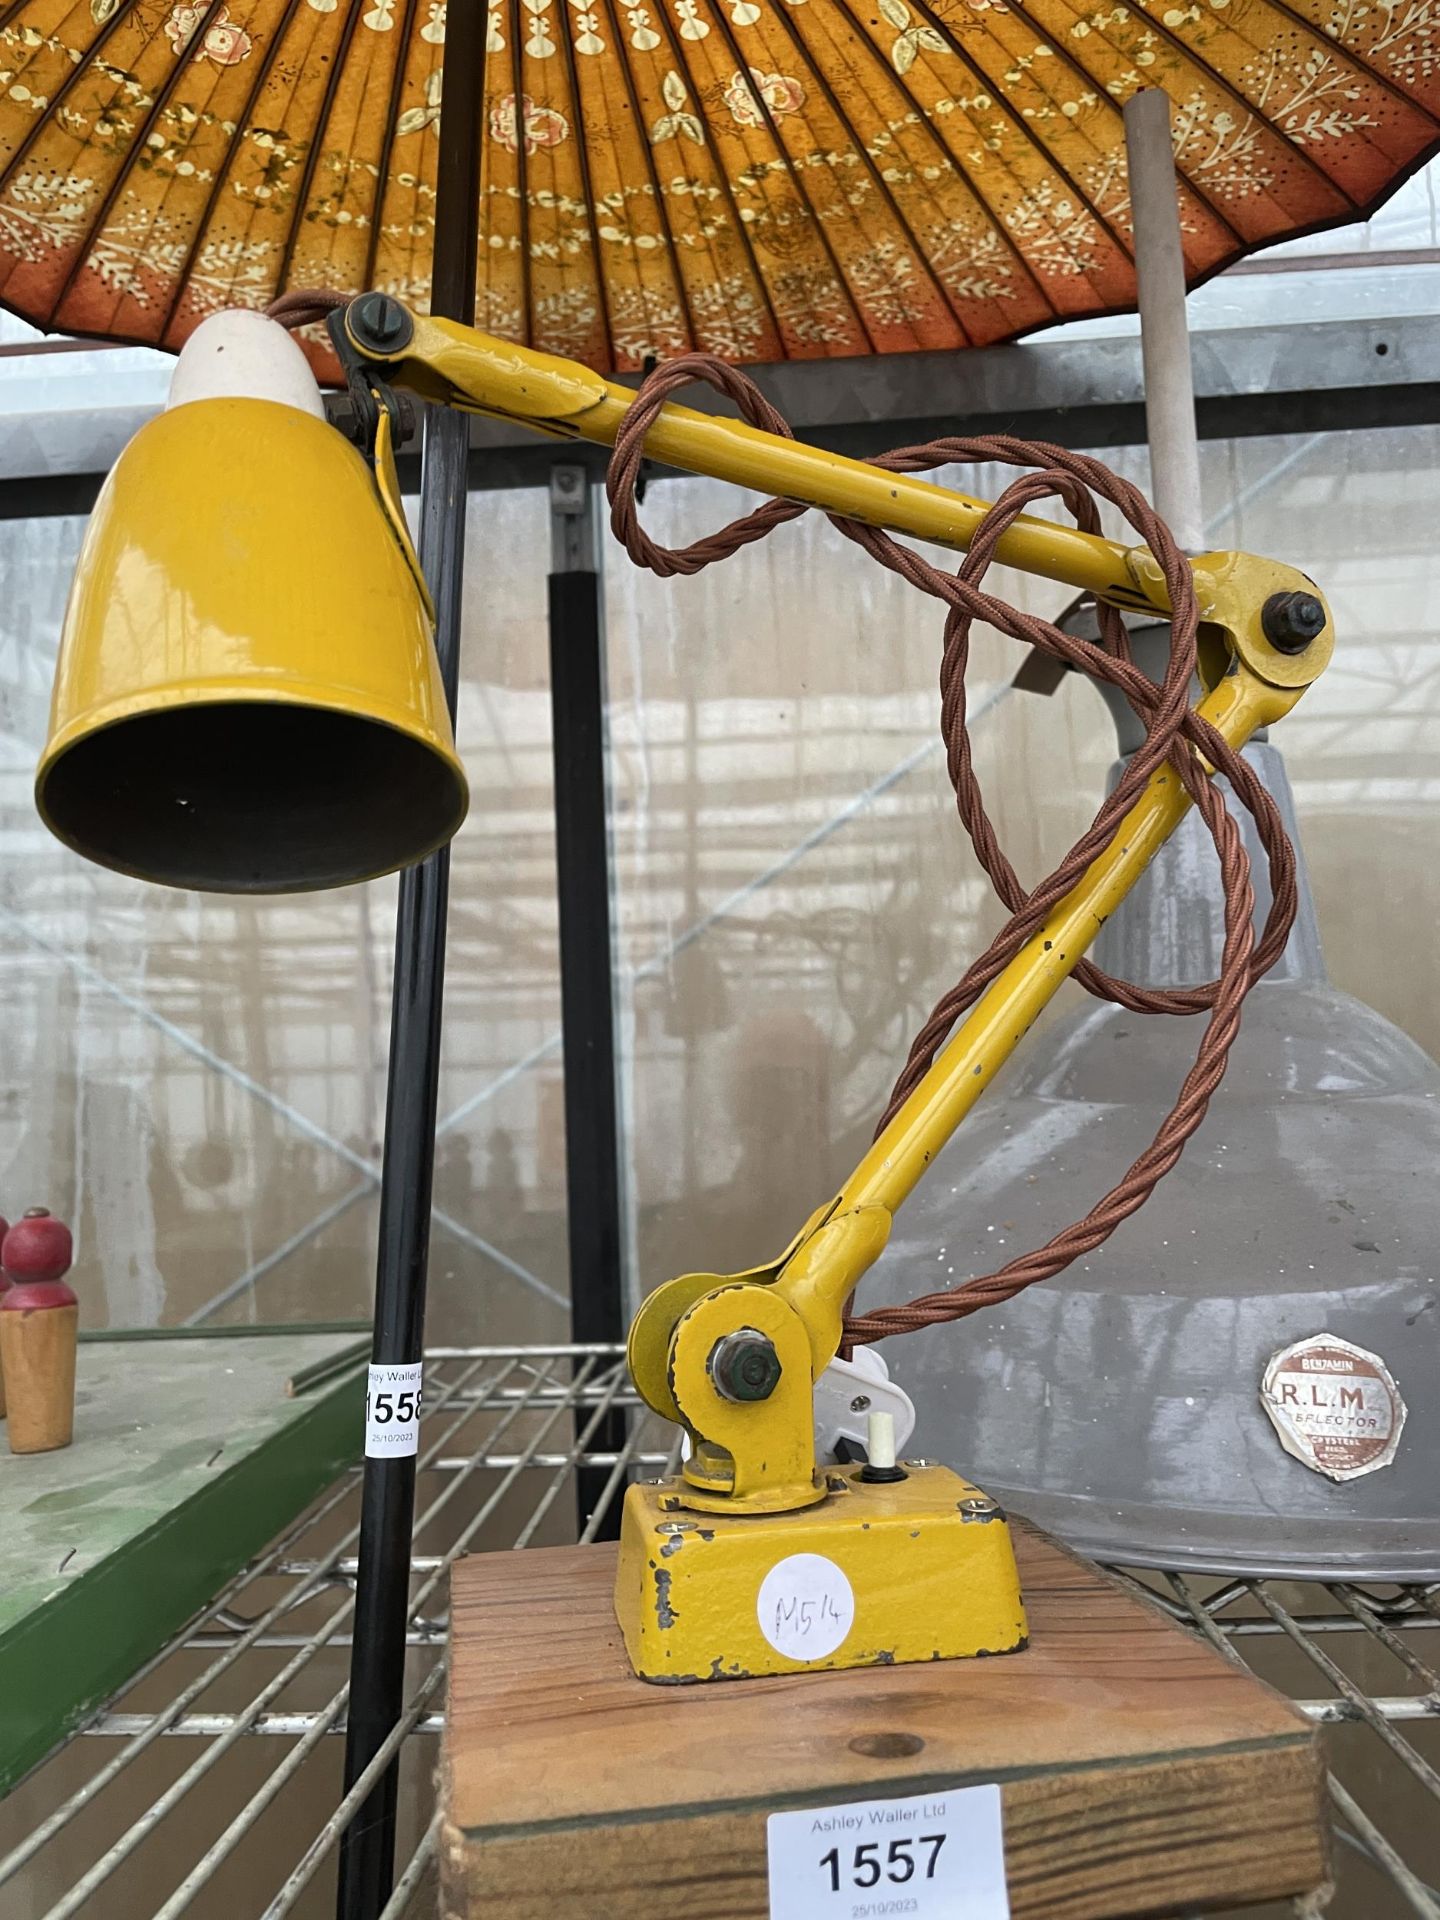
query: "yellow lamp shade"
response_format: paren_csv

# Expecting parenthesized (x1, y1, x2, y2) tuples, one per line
(36, 396, 468, 894)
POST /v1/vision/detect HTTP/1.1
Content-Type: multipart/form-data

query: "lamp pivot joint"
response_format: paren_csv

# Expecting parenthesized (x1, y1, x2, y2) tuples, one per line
(1261, 590, 1326, 654)
(350, 293, 414, 355)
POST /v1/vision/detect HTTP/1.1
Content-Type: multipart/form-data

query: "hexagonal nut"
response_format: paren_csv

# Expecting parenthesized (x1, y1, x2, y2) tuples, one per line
(1261, 590, 1327, 654)
(708, 1328, 782, 1402)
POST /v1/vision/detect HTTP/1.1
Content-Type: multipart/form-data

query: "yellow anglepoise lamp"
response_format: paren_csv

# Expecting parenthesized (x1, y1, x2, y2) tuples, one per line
(38, 293, 1333, 1683)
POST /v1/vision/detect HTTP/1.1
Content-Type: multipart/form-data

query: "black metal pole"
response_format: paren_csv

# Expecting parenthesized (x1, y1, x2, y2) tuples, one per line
(335, 4, 482, 1913)
(547, 468, 628, 1541)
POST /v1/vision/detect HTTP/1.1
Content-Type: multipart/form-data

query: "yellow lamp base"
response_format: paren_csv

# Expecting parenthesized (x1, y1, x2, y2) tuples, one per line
(614, 1464, 1028, 1684)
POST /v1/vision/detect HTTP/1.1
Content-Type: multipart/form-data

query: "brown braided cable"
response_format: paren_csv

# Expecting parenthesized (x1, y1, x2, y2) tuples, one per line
(265, 288, 349, 331)
(257, 305, 1294, 1344)
(605, 353, 1295, 1349)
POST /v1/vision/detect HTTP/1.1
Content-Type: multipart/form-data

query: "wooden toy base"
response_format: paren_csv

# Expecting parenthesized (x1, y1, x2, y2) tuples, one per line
(0, 1300, 78, 1453)
(441, 1522, 1327, 1919)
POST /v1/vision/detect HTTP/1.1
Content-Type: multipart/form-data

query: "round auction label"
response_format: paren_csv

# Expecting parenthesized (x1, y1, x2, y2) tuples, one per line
(757, 1553, 856, 1661)
(1260, 1333, 1406, 1482)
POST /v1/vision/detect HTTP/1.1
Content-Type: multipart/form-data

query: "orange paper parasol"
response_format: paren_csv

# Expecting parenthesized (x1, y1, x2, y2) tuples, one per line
(0, 0, 1436, 371)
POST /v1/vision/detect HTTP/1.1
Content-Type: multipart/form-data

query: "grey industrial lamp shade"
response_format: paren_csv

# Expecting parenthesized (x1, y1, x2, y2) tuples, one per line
(860, 621, 1440, 1580)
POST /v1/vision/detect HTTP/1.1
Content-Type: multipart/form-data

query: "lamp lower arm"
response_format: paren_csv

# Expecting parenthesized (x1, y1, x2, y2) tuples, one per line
(642, 657, 1308, 1514)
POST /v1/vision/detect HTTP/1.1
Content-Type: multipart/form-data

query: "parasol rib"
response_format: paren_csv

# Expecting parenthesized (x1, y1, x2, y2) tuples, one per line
(749, 0, 978, 343)
(905, 0, 1149, 272)
(154, 0, 315, 343)
(589, 0, 709, 354)
(272, 0, 371, 296)
(705, 0, 879, 352)
(968, 0, 1250, 253)
(550, 0, 623, 369)
(0, 0, 149, 196)
(633, 13, 791, 353)
(360, 0, 429, 304)
(48, 0, 235, 321)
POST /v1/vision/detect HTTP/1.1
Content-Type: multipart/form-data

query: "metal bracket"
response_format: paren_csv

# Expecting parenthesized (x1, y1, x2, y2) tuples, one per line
(324, 304, 413, 466)
(813, 1348, 916, 1465)
(549, 463, 597, 575)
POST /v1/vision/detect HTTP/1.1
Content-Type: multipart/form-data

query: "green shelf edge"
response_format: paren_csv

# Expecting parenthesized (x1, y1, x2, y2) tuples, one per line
(0, 1361, 365, 1796)
(77, 1320, 371, 1343)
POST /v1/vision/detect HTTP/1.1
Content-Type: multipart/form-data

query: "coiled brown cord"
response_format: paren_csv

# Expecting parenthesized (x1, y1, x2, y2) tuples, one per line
(606, 354, 1296, 1348)
(265, 288, 348, 331)
(262, 297, 1295, 1349)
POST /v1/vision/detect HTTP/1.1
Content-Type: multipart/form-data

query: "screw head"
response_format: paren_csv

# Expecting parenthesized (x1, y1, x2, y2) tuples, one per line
(708, 1328, 782, 1403)
(849, 1393, 872, 1413)
(1261, 591, 1326, 655)
(351, 292, 412, 353)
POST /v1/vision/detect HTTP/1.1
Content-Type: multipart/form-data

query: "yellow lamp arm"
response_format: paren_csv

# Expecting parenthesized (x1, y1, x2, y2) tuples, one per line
(345, 304, 1329, 693)
(756, 660, 1303, 1374)
(341, 297, 1333, 1510)
(619, 652, 1314, 1487)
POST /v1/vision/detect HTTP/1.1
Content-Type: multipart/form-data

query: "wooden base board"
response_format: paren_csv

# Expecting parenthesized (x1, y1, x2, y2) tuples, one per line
(441, 1523, 1327, 1920)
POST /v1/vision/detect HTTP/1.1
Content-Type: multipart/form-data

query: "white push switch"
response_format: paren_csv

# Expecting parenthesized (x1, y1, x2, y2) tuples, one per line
(867, 1409, 897, 1472)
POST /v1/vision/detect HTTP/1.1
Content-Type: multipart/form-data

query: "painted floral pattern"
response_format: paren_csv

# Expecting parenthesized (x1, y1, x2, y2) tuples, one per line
(488, 92, 570, 154)
(722, 66, 806, 125)
(0, 0, 1433, 374)
(162, 3, 254, 64)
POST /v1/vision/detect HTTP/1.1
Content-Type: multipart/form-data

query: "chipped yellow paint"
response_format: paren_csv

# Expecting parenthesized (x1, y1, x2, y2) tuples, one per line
(615, 1466, 1027, 1684)
(669, 1284, 825, 1513)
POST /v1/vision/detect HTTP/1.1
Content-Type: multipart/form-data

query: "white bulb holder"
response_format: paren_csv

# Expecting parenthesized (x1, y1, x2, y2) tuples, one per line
(167, 310, 326, 422)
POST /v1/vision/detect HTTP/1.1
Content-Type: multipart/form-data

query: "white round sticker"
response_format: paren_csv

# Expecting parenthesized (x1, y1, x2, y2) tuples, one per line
(756, 1553, 855, 1662)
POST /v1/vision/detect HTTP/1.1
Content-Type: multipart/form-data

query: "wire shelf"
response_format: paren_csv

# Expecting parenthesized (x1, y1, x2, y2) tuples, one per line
(0, 1344, 1436, 1919)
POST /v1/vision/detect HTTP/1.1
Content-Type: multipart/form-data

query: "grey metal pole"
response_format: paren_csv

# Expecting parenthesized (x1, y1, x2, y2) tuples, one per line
(1124, 89, 1205, 550)
(546, 466, 628, 1541)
